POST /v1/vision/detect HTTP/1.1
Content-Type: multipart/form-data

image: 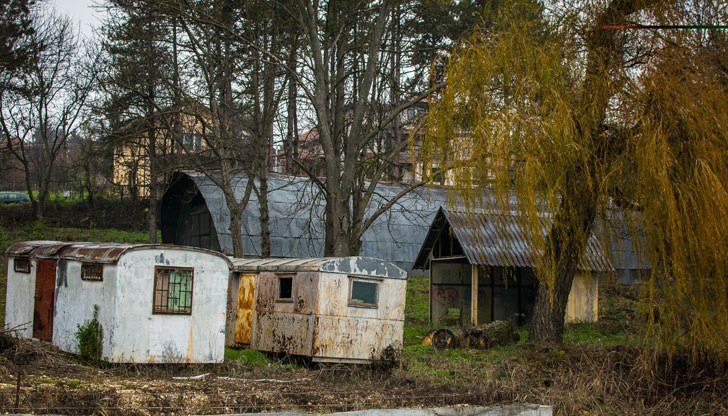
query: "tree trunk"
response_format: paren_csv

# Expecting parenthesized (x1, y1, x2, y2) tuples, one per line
(529, 0, 658, 343)
(228, 202, 245, 257)
(325, 193, 353, 257)
(530, 171, 598, 343)
(147, 116, 158, 243)
(285, 41, 298, 175)
(258, 178, 271, 257)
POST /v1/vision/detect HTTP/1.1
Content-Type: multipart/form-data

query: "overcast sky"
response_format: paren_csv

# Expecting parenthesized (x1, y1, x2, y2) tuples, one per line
(53, 0, 100, 36)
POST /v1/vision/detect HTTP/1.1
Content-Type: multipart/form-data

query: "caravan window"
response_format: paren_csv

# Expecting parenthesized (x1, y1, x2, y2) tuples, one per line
(14, 257, 30, 273)
(81, 263, 103, 281)
(153, 266, 194, 314)
(277, 275, 294, 301)
(349, 277, 379, 308)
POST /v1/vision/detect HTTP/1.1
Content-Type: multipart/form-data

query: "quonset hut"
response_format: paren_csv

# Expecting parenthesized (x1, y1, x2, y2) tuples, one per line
(161, 171, 447, 271)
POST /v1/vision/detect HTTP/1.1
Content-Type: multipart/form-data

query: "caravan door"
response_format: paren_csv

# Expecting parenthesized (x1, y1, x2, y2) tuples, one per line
(33, 259, 56, 341)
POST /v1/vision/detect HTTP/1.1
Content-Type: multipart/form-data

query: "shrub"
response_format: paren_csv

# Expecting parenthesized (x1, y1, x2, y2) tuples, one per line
(75, 305, 103, 363)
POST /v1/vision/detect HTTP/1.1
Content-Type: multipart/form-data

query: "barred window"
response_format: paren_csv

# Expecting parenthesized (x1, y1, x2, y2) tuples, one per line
(81, 263, 103, 281)
(14, 258, 30, 273)
(153, 267, 194, 314)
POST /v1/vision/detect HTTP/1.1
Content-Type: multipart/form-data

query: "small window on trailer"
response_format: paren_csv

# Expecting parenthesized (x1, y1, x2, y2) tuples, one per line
(153, 266, 194, 314)
(277, 274, 294, 301)
(81, 263, 103, 281)
(14, 257, 30, 273)
(349, 277, 379, 308)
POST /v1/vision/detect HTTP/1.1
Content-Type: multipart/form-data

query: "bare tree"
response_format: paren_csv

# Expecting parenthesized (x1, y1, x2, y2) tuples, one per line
(0, 9, 96, 218)
(161, 0, 256, 257)
(291, 0, 436, 256)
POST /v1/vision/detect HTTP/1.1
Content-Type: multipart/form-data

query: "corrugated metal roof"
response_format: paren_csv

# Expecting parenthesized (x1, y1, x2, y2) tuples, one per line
(171, 171, 636, 273)
(4, 241, 70, 257)
(5, 241, 142, 262)
(414, 208, 613, 272)
(229, 256, 406, 279)
(4, 241, 231, 265)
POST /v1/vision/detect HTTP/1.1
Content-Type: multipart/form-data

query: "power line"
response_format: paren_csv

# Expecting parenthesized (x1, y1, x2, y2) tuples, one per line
(600, 24, 728, 30)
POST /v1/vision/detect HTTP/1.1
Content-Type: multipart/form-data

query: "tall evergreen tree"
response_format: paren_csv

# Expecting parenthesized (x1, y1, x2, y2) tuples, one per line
(99, 0, 178, 242)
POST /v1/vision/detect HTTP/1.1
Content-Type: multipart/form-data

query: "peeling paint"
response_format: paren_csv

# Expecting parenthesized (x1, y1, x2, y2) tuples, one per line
(155, 252, 171, 265)
(243, 261, 407, 363)
(5, 241, 230, 364)
(56, 259, 67, 288)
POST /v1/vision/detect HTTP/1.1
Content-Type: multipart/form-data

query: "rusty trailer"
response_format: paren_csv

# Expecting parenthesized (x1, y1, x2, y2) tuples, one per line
(4, 241, 231, 363)
(227, 257, 407, 364)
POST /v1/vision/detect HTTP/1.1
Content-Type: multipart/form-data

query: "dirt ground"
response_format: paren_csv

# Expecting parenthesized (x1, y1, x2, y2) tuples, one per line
(0, 336, 495, 415)
(0, 335, 727, 416)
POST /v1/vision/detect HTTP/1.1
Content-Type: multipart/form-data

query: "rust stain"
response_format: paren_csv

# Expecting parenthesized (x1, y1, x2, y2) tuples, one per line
(234, 274, 256, 344)
(249, 270, 406, 363)
(186, 326, 194, 363)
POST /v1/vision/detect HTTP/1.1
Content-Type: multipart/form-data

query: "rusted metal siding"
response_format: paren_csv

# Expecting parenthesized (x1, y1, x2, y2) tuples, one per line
(243, 258, 407, 363)
(234, 273, 256, 344)
(225, 273, 240, 345)
(251, 271, 318, 356)
(312, 274, 406, 362)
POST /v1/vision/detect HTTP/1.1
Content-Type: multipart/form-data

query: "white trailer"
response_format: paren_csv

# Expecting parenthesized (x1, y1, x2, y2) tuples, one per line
(4, 241, 230, 363)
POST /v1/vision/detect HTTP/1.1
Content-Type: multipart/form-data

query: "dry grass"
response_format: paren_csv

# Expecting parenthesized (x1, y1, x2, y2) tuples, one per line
(0, 333, 725, 415)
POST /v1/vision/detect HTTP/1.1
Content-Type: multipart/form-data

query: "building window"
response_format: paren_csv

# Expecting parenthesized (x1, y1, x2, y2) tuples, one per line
(153, 267, 194, 314)
(81, 263, 104, 281)
(277, 275, 293, 301)
(14, 258, 30, 273)
(431, 167, 444, 185)
(182, 133, 202, 152)
(349, 278, 379, 308)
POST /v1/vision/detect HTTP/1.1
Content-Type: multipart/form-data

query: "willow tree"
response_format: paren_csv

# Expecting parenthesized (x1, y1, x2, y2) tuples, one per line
(424, 0, 728, 362)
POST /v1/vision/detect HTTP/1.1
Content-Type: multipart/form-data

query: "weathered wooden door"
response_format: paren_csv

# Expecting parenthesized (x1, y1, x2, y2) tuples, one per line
(33, 259, 56, 341)
(234, 273, 256, 345)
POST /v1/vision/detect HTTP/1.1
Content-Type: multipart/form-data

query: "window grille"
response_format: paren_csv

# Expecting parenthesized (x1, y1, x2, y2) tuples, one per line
(81, 263, 103, 281)
(153, 267, 194, 314)
(14, 258, 30, 273)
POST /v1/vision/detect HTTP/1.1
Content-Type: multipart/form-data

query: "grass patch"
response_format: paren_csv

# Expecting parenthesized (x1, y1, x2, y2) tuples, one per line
(403, 341, 528, 384)
(564, 322, 628, 347)
(225, 348, 271, 367)
(404, 274, 430, 346)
